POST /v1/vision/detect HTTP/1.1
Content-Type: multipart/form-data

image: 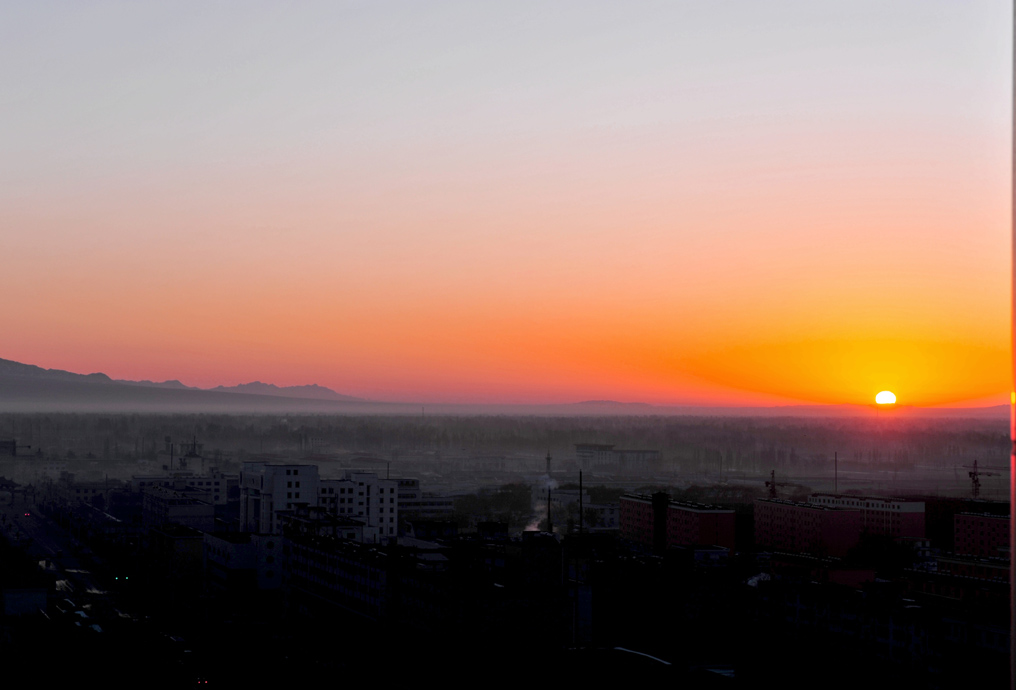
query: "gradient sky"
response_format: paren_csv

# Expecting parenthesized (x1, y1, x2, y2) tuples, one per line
(1, 1, 1011, 406)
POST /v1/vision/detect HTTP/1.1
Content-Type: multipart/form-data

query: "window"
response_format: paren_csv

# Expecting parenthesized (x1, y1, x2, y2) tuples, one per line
(287, 481, 292, 488)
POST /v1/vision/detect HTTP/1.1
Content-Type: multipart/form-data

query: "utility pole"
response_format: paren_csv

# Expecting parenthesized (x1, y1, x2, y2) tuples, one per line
(579, 470, 583, 534)
(547, 487, 552, 534)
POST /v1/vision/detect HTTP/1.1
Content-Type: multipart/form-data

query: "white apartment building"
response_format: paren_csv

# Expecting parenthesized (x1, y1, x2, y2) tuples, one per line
(240, 463, 397, 539)
(240, 462, 320, 534)
(319, 471, 399, 541)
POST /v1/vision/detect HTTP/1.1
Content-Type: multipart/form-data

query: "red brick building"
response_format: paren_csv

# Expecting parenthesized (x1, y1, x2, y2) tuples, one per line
(620, 493, 735, 551)
(808, 494, 925, 539)
(754, 499, 861, 558)
(954, 512, 1009, 558)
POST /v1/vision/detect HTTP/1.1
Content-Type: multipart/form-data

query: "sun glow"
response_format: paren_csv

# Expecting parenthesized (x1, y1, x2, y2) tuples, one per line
(875, 391, 897, 405)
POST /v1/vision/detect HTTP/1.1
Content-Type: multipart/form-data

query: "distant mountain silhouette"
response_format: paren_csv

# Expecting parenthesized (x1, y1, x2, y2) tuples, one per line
(571, 400, 655, 409)
(0, 357, 113, 383)
(0, 357, 1006, 418)
(209, 381, 364, 402)
(0, 357, 369, 412)
(117, 379, 197, 390)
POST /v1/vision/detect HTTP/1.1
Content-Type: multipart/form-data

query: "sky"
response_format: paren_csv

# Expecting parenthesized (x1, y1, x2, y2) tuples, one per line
(0, 1, 1011, 406)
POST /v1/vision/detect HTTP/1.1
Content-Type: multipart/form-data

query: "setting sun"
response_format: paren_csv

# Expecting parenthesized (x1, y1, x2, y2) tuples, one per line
(875, 391, 897, 405)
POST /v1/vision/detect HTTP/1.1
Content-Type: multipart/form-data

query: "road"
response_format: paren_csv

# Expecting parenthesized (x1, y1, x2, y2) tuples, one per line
(0, 492, 107, 599)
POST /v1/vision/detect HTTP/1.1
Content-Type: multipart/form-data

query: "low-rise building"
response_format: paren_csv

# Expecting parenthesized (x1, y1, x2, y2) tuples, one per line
(204, 531, 282, 591)
(808, 494, 925, 538)
(575, 444, 660, 474)
(239, 462, 320, 534)
(955, 512, 1009, 558)
(584, 502, 619, 530)
(142, 485, 215, 532)
(285, 532, 390, 620)
(620, 493, 735, 551)
(754, 499, 861, 558)
(397, 477, 455, 520)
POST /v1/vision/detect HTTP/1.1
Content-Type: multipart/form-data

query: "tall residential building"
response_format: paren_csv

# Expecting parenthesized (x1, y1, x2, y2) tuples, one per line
(340, 471, 399, 540)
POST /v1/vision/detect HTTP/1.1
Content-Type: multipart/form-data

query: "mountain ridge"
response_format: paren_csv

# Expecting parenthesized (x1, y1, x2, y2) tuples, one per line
(0, 357, 1007, 418)
(0, 358, 363, 402)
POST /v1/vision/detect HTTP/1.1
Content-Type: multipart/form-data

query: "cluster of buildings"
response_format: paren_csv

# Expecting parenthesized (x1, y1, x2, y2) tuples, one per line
(619, 493, 735, 552)
(574, 444, 661, 474)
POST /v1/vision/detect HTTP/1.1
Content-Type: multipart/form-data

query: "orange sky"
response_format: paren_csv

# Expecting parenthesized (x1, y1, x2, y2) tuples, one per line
(0, 3, 1011, 406)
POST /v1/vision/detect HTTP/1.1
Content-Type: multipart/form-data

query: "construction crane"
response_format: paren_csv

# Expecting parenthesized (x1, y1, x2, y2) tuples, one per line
(765, 470, 807, 500)
(962, 459, 1008, 499)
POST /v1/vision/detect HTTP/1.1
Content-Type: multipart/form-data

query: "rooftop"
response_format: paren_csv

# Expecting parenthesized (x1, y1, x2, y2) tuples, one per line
(810, 493, 921, 504)
(756, 498, 860, 511)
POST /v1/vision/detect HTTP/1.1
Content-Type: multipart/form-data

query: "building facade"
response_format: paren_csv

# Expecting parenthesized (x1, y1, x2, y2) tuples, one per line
(754, 499, 861, 558)
(575, 444, 661, 474)
(954, 512, 1009, 558)
(142, 485, 215, 532)
(239, 462, 320, 534)
(620, 493, 735, 551)
(808, 494, 925, 539)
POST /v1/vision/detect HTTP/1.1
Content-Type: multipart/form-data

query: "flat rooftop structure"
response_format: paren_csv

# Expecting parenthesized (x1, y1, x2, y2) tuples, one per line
(281, 512, 366, 527)
(621, 493, 732, 513)
(287, 531, 389, 562)
(809, 494, 924, 508)
(151, 523, 205, 538)
(206, 531, 254, 544)
(811, 493, 921, 502)
(143, 485, 211, 505)
(757, 498, 859, 511)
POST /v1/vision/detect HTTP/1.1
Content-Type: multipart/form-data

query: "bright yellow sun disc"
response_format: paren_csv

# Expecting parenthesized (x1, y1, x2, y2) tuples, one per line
(875, 391, 896, 405)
